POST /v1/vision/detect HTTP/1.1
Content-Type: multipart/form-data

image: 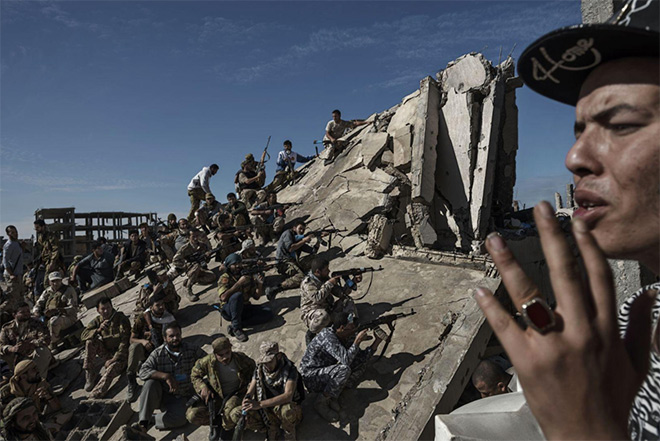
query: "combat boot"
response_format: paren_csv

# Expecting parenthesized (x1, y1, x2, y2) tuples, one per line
(126, 373, 139, 403)
(265, 286, 279, 302)
(186, 285, 199, 302)
(84, 370, 98, 393)
(314, 394, 339, 422)
(233, 327, 248, 343)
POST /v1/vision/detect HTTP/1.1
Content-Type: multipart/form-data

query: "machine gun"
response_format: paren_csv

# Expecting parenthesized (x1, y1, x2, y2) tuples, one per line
(232, 392, 255, 441)
(357, 309, 416, 360)
(331, 266, 383, 291)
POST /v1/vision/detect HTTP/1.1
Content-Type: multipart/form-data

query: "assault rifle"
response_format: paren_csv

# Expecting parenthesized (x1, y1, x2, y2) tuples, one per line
(185, 243, 232, 265)
(239, 256, 282, 265)
(240, 263, 277, 276)
(251, 202, 301, 213)
(331, 266, 383, 291)
(357, 309, 416, 360)
(256, 136, 271, 187)
(305, 227, 347, 248)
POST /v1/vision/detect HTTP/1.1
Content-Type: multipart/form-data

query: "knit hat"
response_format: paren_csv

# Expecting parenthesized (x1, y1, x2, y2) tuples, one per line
(212, 336, 231, 353)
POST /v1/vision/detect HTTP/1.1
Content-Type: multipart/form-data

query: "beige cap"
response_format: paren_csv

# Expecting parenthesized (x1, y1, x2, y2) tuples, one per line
(212, 336, 231, 354)
(48, 271, 63, 281)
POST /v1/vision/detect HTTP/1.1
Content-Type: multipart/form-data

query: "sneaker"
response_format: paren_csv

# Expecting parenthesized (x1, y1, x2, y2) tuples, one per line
(314, 395, 339, 422)
(233, 328, 248, 342)
(186, 286, 199, 302)
(84, 370, 98, 393)
(227, 325, 235, 337)
(265, 286, 279, 302)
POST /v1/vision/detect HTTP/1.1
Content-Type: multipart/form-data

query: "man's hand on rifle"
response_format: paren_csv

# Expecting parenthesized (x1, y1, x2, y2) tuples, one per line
(200, 385, 212, 404)
(329, 276, 342, 286)
(242, 397, 261, 411)
(354, 329, 369, 345)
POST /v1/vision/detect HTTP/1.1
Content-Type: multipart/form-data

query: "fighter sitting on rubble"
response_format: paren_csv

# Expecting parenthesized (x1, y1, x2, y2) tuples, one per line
(115, 229, 147, 279)
(214, 213, 245, 261)
(300, 312, 384, 422)
(194, 193, 225, 233)
(32, 272, 78, 349)
(136, 269, 180, 315)
(33, 219, 64, 291)
(0, 303, 53, 381)
(69, 240, 114, 293)
(249, 192, 287, 245)
(134, 322, 206, 432)
(0, 397, 51, 441)
(127, 292, 177, 403)
(268, 220, 324, 299)
(472, 1, 660, 439)
(186, 335, 261, 440)
(300, 258, 360, 344)
(81, 297, 131, 399)
(218, 253, 274, 343)
(226, 192, 250, 227)
(162, 218, 193, 259)
(322, 109, 369, 166)
(187, 163, 219, 222)
(236, 154, 267, 210)
(267, 140, 315, 191)
(242, 341, 304, 441)
(139, 222, 160, 264)
(172, 228, 217, 303)
(0, 360, 72, 433)
(2, 225, 25, 315)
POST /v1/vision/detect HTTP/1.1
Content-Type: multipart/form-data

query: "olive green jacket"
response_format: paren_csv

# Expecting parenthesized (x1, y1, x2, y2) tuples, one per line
(80, 311, 131, 360)
(190, 352, 255, 399)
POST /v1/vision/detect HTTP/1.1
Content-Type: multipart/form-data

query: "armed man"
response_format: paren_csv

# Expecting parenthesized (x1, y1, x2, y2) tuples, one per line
(135, 322, 206, 432)
(300, 312, 384, 422)
(0, 303, 53, 381)
(236, 154, 266, 210)
(217, 253, 273, 343)
(172, 229, 217, 302)
(116, 229, 147, 279)
(126, 292, 176, 403)
(33, 219, 64, 290)
(195, 193, 225, 232)
(70, 240, 114, 293)
(81, 297, 131, 399)
(32, 272, 78, 348)
(186, 335, 261, 440)
(300, 258, 359, 344)
(135, 269, 180, 315)
(226, 193, 249, 227)
(187, 163, 219, 222)
(322, 109, 369, 165)
(242, 341, 304, 441)
(249, 192, 289, 245)
(0, 397, 51, 441)
(2, 225, 25, 313)
(267, 140, 315, 191)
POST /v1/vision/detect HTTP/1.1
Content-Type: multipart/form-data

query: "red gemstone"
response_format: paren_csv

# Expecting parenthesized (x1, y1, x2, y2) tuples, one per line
(525, 300, 554, 330)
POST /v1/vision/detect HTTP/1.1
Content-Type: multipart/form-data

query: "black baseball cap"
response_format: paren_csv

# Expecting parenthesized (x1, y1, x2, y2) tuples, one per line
(518, 0, 659, 106)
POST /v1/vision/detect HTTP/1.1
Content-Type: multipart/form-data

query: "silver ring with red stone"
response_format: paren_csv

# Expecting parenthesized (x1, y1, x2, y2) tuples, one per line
(521, 297, 556, 334)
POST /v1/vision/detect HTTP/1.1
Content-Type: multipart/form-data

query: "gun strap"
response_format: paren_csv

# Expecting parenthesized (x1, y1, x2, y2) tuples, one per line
(353, 270, 375, 301)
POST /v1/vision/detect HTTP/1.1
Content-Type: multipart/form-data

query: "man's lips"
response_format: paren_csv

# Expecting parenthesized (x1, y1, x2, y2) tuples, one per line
(573, 188, 608, 225)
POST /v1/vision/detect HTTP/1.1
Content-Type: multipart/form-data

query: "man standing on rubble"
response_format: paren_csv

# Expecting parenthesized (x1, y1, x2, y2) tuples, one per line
(187, 164, 219, 222)
(2, 226, 24, 313)
(474, 1, 660, 439)
(322, 109, 369, 165)
(33, 219, 64, 290)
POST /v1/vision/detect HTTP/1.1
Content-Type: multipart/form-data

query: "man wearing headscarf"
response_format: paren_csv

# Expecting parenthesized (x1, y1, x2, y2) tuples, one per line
(0, 397, 51, 440)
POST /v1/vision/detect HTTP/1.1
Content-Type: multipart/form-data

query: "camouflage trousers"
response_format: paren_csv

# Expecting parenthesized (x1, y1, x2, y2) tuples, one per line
(263, 402, 303, 433)
(277, 258, 312, 290)
(83, 339, 126, 398)
(185, 263, 216, 287)
(303, 296, 357, 334)
(186, 394, 263, 431)
(250, 216, 285, 245)
(0, 276, 24, 318)
(188, 187, 207, 222)
(47, 314, 77, 344)
(265, 171, 290, 192)
(239, 189, 266, 210)
(117, 261, 142, 279)
(302, 349, 371, 398)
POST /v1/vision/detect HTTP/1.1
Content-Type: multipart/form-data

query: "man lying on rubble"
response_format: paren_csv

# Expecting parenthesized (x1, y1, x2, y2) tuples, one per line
(81, 297, 131, 399)
(300, 258, 360, 345)
(250, 192, 287, 245)
(0, 397, 51, 441)
(0, 360, 72, 433)
(267, 140, 315, 191)
(471, 359, 520, 399)
(217, 253, 273, 343)
(0, 303, 53, 381)
(186, 335, 259, 440)
(115, 229, 147, 279)
(172, 229, 217, 303)
(69, 240, 114, 292)
(226, 193, 250, 227)
(127, 291, 176, 403)
(32, 272, 78, 349)
(242, 341, 304, 441)
(300, 312, 384, 422)
(322, 109, 369, 166)
(473, 1, 660, 439)
(268, 220, 323, 300)
(135, 322, 206, 432)
(236, 154, 267, 210)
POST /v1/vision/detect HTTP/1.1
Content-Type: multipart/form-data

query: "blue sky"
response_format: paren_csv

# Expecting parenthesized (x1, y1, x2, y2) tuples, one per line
(1, 0, 580, 238)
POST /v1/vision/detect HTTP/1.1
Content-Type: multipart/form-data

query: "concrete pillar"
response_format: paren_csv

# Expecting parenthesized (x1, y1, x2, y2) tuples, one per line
(410, 77, 441, 204)
(554, 192, 563, 210)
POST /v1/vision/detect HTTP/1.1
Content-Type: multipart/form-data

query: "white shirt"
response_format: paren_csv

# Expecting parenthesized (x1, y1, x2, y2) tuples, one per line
(187, 166, 213, 193)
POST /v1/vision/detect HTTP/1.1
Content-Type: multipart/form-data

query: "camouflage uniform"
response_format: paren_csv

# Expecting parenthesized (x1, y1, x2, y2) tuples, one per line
(135, 280, 180, 315)
(80, 312, 131, 398)
(127, 311, 175, 376)
(172, 242, 216, 287)
(250, 204, 286, 244)
(300, 273, 356, 333)
(226, 201, 249, 226)
(33, 285, 79, 344)
(217, 271, 272, 332)
(0, 319, 52, 380)
(187, 352, 263, 431)
(37, 229, 64, 288)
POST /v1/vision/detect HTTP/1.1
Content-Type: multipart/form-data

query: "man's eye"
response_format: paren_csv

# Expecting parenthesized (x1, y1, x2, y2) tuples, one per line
(609, 123, 641, 133)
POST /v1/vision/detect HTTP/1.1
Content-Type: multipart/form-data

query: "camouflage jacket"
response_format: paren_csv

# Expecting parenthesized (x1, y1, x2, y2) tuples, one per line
(217, 271, 257, 307)
(191, 352, 255, 400)
(0, 319, 51, 356)
(37, 229, 62, 269)
(33, 285, 78, 319)
(80, 311, 131, 360)
(172, 241, 209, 271)
(300, 273, 344, 322)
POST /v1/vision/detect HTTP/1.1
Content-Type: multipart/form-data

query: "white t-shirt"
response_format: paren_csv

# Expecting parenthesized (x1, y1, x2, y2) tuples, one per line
(323, 119, 353, 142)
(187, 167, 213, 193)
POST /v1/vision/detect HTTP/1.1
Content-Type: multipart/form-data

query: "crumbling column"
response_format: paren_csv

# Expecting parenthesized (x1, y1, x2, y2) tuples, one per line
(554, 192, 563, 210)
(366, 214, 393, 258)
(411, 77, 440, 205)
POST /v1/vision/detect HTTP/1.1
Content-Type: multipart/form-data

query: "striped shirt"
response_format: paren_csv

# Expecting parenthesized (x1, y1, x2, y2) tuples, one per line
(138, 341, 207, 398)
(619, 282, 660, 440)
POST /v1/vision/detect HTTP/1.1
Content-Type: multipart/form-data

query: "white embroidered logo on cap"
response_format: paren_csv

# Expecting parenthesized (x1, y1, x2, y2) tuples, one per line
(531, 39, 602, 84)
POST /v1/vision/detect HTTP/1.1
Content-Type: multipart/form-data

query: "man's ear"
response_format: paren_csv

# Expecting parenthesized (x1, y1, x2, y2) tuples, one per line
(497, 381, 507, 393)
